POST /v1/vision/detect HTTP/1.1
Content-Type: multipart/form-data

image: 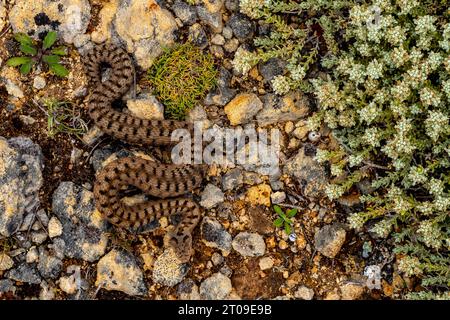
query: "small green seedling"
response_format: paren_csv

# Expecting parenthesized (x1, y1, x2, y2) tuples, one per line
(6, 31, 69, 77)
(39, 99, 88, 138)
(273, 205, 298, 235)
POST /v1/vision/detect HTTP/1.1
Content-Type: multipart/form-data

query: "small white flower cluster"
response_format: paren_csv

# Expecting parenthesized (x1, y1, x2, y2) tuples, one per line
(407, 166, 427, 186)
(390, 46, 409, 68)
(271, 75, 291, 95)
(288, 64, 306, 81)
(419, 87, 441, 107)
(370, 219, 392, 238)
(433, 195, 450, 212)
(358, 101, 379, 124)
(396, 0, 419, 15)
(428, 178, 444, 196)
(314, 149, 329, 163)
(239, 0, 265, 19)
(348, 154, 364, 167)
(348, 213, 366, 230)
(442, 80, 450, 99)
(232, 47, 258, 75)
(330, 163, 344, 177)
(386, 25, 407, 46)
(325, 183, 345, 200)
(362, 127, 380, 147)
(425, 110, 448, 141)
(398, 256, 422, 277)
(366, 59, 384, 79)
(418, 220, 442, 249)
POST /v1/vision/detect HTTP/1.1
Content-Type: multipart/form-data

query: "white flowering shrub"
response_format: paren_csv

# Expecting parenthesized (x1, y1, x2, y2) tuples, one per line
(236, 0, 450, 298)
(233, 0, 349, 94)
(309, 0, 450, 298)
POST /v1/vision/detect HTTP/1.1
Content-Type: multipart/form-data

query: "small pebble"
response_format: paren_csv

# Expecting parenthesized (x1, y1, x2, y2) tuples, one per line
(278, 240, 288, 250)
(33, 76, 46, 90)
(211, 34, 225, 45)
(259, 257, 274, 271)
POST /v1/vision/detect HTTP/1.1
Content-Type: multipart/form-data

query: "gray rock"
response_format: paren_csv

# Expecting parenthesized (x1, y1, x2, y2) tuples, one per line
(283, 146, 327, 198)
(211, 252, 224, 266)
(257, 92, 309, 125)
(172, 0, 197, 25)
(96, 249, 147, 296)
(222, 168, 243, 191)
(201, 217, 232, 253)
(49, 237, 66, 259)
(225, 0, 239, 11)
(227, 13, 254, 40)
(200, 184, 224, 209)
(0, 279, 15, 293)
(314, 223, 346, 259)
(37, 248, 63, 279)
(222, 26, 233, 39)
(232, 232, 266, 257)
(9, 0, 91, 44)
(52, 182, 109, 262)
(204, 67, 236, 106)
(6, 263, 41, 284)
(152, 249, 189, 287)
(177, 279, 201, 300)
(188, 23, 209, 49)
(197, 3, 223, 33)
(0, 137, 43, 237)
(259, 58, 287, 83)
(219, 264, 233, 277)
(31, 230, 48, 244)
(200, 272, 232, 300)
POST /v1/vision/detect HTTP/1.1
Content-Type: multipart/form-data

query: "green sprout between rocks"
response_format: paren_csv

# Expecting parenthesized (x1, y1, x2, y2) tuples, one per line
(6, 31, 69, 77)
(273, 204, 298, 235)
(147, 42, 218, 120)
(37, 99, 88, 138)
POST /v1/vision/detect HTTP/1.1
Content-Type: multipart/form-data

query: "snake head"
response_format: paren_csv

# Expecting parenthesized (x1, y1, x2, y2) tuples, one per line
(164, 231, 193, 263)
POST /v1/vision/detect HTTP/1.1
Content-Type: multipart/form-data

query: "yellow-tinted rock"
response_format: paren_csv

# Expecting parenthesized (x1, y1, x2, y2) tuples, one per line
(246, 183, 272, 207)
(224, 93, 263, 125)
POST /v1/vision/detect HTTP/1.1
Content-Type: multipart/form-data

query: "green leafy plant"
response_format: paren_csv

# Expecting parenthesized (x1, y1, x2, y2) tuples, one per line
(147, 42, 218, 120)
(273, 205, 298, 235)
(6, 31, 69, 77)
(36, 99, 88, 138)
(242, 0, 450, 298)
(234, 0, 350, 94)
(308, 1, 450, 297)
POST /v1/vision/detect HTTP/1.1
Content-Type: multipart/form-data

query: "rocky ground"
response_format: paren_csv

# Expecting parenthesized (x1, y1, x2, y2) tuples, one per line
(0, 0, 409, 300)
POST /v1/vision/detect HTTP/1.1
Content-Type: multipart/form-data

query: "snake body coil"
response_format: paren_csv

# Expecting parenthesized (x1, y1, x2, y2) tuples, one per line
(84, 43, 205, 262)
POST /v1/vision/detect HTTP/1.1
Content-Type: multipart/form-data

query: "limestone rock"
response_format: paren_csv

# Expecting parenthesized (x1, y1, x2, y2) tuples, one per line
(0, 137, 43, 237)
(224, 93, 263, 125)
(9, 0, 91, 44)
(96, 249, 147, 296)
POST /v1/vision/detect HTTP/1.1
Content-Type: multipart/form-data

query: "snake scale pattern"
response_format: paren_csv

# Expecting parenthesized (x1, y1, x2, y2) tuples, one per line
(84, 43, 205, 262)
